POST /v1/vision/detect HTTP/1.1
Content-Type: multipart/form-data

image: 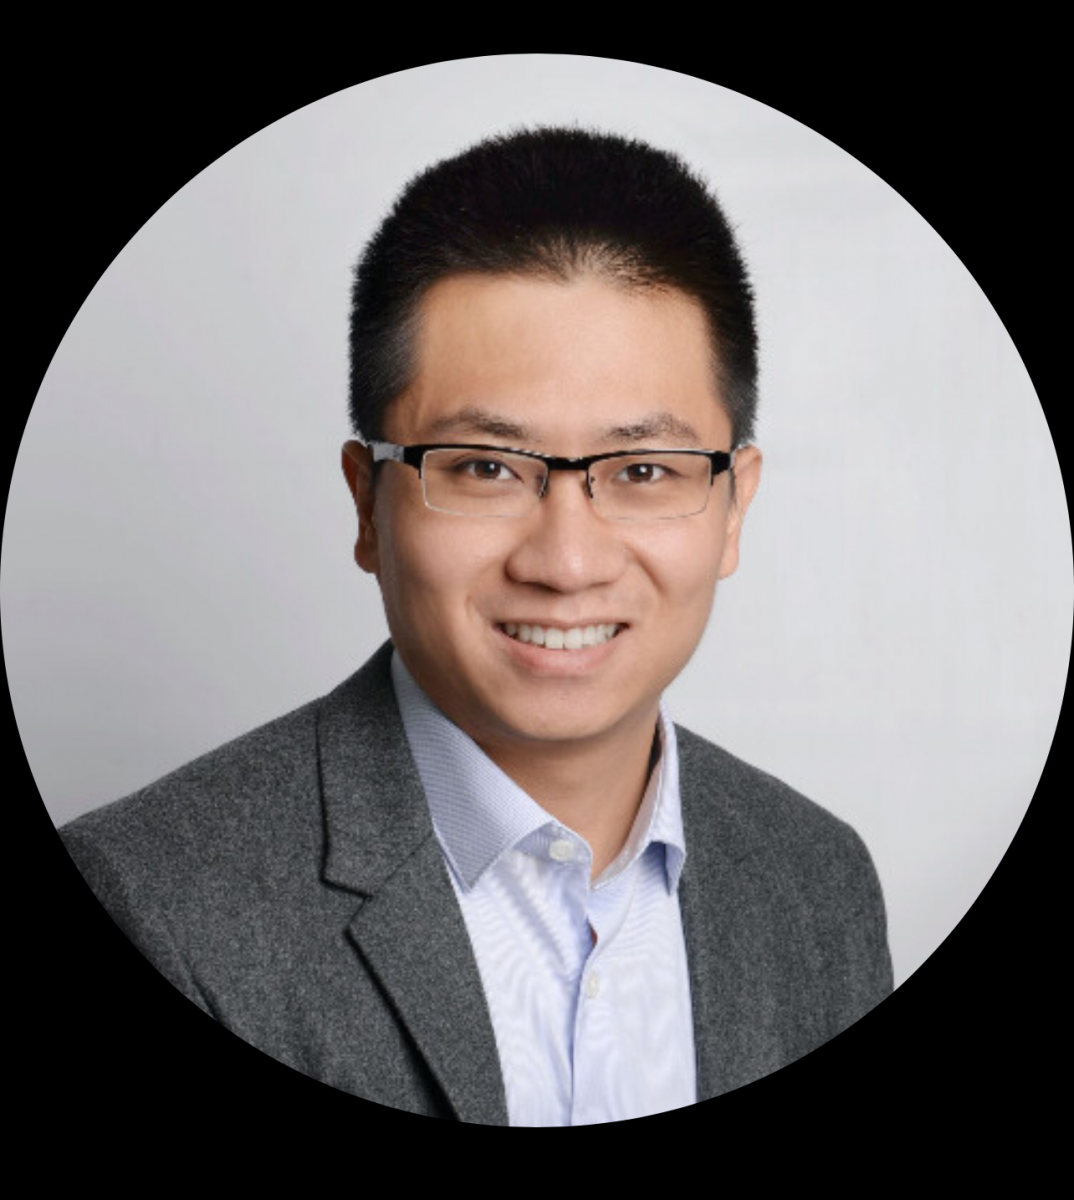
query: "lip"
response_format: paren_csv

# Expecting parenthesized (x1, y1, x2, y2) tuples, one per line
(492, 621, 626, 675)
(497, 619, 626, 632)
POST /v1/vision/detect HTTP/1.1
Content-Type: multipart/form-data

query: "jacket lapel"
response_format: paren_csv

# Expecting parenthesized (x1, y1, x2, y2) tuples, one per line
(677, 727, 788, 1099)
(316, 643, 508, 1125)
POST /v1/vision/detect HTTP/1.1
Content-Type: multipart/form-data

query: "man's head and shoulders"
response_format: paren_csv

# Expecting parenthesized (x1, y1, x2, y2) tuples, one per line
(61, 126, 871, 921)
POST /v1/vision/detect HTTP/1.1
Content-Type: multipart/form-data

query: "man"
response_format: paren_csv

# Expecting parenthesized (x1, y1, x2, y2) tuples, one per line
(60, 127, 892, 1124)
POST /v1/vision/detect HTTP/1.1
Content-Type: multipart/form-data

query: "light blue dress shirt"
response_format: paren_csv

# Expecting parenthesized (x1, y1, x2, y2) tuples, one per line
(391, 652, 697, 1126)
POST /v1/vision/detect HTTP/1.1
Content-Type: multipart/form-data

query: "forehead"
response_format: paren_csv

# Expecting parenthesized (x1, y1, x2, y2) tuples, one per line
(387, 273, 731, 448)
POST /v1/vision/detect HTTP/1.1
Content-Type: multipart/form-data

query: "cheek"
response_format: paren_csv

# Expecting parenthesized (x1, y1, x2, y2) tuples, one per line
(377, 508, 506, 622)
(632, 520, 725, 609)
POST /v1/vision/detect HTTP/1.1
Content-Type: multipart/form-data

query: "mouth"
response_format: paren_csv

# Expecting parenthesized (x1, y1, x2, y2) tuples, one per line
(498, 622, 624, 651)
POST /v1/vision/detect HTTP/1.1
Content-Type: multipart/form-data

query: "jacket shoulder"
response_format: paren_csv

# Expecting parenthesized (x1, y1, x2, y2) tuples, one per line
(58, 691, 344, 1009)
(675, 723, 871, 864)
(59, 693, 326, 912)
(675, 724, 892, 988)
(64, 694, 322, 838)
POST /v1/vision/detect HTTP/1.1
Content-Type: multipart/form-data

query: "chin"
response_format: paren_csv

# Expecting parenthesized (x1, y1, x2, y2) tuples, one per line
(481, 693, 649, 748)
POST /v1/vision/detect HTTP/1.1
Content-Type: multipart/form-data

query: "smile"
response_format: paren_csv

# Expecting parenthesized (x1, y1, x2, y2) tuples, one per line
(499, 622, 623, 650)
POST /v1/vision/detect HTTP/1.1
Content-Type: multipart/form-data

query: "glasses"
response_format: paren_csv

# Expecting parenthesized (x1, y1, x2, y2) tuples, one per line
(368, 441, 733, 521)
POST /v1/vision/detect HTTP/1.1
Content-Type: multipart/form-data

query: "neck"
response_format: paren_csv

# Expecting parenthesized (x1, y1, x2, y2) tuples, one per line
(474, 710, 661, 879)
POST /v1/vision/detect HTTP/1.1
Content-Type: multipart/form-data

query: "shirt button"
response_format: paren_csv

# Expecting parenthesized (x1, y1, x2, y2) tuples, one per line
(585, 973, 601, 999)
(549, 838, 576, 862)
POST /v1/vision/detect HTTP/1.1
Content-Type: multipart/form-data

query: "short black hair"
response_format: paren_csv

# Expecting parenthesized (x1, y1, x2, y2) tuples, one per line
(349, 127, 758, 447)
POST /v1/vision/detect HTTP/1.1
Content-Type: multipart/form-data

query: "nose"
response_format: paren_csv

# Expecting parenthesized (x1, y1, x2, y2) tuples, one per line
(504, 467, 628, 593)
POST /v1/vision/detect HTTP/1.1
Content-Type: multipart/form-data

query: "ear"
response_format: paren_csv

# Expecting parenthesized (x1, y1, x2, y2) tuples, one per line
(341, 440, 380, 575)
(718, 445, 762, 580)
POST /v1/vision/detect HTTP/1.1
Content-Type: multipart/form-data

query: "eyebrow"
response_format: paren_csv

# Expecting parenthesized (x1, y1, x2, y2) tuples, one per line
(426, 406, 535, 442)
(424, 406, 703, 446)
(598, 412, 702, 445)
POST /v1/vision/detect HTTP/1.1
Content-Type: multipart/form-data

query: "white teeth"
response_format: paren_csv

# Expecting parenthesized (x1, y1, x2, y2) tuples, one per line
(500, 622, 622, 650)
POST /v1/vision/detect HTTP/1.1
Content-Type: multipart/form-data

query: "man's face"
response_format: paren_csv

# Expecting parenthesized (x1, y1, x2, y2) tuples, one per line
(344, 273, 761, 760)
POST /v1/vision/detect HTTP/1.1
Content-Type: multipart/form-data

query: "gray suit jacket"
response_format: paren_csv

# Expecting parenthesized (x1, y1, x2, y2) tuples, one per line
(60, 642, 892, 1122)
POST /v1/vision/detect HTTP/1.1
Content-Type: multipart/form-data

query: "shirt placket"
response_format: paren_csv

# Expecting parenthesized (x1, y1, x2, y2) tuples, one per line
(569, 864, 640, 1126)
(527, 828, 596, 1123)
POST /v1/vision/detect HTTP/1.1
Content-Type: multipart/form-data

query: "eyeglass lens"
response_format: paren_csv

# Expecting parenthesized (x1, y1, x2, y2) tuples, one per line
(421, 449, 712, 520)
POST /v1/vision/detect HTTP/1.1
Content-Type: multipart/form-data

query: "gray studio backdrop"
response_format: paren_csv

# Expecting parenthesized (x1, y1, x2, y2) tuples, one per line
(4, 57, 1069, 988)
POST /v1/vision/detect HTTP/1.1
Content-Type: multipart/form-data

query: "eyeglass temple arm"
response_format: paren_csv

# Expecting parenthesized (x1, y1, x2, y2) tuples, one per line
(368, 442, 426, 469)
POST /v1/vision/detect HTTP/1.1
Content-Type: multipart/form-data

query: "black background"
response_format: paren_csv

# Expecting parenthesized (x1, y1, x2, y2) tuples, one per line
(7, 52, 1064, 1136)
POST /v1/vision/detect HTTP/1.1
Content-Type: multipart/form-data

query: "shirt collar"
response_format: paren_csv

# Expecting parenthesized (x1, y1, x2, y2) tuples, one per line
(390, 651, 686, 894)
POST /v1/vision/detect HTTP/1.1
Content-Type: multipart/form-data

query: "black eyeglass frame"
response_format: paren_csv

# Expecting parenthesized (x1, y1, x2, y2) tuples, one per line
(367, 441, 734, 491)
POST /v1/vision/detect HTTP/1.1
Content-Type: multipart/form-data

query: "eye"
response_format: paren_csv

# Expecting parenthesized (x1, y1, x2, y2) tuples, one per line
(616, 460, 675, 484)
(456, 456, 522, 483)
